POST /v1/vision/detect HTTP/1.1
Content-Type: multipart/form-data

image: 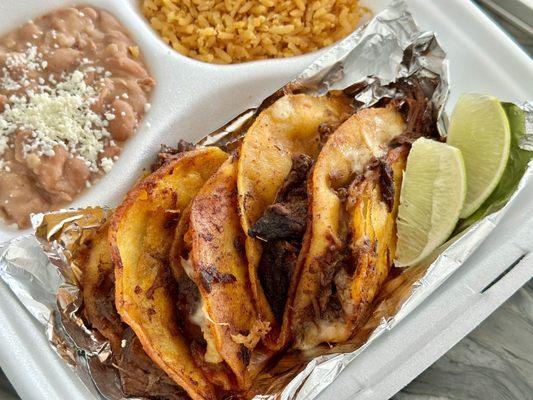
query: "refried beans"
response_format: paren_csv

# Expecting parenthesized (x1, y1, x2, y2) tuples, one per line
(0, 7, 155, 228)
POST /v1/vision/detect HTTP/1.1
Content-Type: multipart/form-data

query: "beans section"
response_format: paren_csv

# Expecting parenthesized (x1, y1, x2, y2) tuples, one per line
(0, 7, 155, 228)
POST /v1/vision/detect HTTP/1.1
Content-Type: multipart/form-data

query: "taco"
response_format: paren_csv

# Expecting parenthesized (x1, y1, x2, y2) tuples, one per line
(109, 147, 229, 400)
(178, 157, 271, 389)
(78, 220, 188, 399)
(237, 93, 353, 349)
(290, 104, 409, 349)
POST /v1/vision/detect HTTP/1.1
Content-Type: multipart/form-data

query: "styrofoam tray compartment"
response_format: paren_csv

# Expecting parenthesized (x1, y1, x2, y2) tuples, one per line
(0, 0, 532, 399)
(0, 0, 351, 241)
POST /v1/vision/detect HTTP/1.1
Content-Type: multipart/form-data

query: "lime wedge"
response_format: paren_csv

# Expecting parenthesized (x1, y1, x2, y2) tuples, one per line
(396, 138, 466, 267)
(447, 94, 511, 218)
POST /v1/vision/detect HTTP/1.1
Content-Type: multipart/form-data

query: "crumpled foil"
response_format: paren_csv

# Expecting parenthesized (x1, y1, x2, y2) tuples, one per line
(200, 0, 448, 150)
(0, 1, 532, 399)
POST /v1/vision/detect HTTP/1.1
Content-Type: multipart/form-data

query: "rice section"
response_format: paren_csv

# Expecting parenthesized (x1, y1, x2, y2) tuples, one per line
(141, 0, 366, 64)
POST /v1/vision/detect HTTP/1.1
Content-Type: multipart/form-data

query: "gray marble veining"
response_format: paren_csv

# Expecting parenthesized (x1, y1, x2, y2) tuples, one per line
(395, 280, 533, 400)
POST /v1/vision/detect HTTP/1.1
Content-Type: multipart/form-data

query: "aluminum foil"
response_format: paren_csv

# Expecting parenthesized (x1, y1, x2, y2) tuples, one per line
(0, 1, 531, 399)
(200, 0, 448, 150)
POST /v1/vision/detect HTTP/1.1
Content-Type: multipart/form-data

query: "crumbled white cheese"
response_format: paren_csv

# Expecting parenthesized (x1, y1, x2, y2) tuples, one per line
(100, 157, 114, 173)
(5, 46, 41, 71)
(0, 46, 115, 173)
(0, 73, 111, 171)
(0, 119, 12, 154)
(1, 73, 21, 91)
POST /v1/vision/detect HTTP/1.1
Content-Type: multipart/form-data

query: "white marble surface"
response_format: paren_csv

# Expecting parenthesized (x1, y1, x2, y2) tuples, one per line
(395, 280, 533, 400)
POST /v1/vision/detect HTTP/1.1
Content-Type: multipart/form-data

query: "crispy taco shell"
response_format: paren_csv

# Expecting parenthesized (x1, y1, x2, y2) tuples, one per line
(186, 158, 270, 389)
(347, 146, 408, 330)
(291, 105, 407, 349)
(237, 93, 352, 349)
(110, 147, 228, 400)
(80, 220, 124, 353)
(78, 221, 189, 399)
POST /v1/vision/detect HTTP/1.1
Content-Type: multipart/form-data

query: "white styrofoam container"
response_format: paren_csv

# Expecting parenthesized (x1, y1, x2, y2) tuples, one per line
(0, 0, 532, 399)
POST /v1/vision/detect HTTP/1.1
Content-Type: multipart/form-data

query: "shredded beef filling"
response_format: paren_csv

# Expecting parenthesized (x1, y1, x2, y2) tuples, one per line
(90, 261, 124, 344)
(389, 79, 438, 144)
(315, 220, 353, 323)
(118, 329, 190, 400)
(84, 255, 187, 399)
(151, 139, 196, 171)
(249, 153, 313, 321)
(175, 271, 204, 340)
(377, 159, 395, 212)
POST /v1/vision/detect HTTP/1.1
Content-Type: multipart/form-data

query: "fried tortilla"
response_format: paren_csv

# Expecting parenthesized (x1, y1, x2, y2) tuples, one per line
(184, 157, 270, 389)
(109, 147, 228, 400)
(347, 147, 408, 328)
(291, 105, 407, 349)
(78, 221, 188, 400)
(80, 220, 123, 353)
(237, 93, 352, 349)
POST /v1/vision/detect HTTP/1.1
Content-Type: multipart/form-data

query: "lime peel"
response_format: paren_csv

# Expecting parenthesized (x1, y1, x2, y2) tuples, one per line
(447, 94, 511, 219)
(395, 138, 467, 267)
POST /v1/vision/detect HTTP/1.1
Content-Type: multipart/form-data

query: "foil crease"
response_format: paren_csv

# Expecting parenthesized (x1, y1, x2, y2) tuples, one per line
(0, 1, 531, 400)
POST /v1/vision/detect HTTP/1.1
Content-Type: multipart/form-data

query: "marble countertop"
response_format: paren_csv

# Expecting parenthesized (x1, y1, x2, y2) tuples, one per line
(395, 280, 533, 400)
(0, 2, 532, 400)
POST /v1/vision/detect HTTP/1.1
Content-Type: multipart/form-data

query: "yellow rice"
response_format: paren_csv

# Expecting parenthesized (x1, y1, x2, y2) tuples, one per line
(141, 0, 366, 64)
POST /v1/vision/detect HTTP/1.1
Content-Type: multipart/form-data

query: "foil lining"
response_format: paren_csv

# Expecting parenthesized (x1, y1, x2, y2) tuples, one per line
(200, 0, 448, 150)
(0, 1, 531, 399)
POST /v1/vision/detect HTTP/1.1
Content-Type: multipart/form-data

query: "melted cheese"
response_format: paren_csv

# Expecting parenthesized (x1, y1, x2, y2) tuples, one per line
(298, 319, 352, 350)
(181, 257, 222, 364)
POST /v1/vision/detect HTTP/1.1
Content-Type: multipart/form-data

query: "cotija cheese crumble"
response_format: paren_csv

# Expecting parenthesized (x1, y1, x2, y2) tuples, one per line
(0, 7, 155, 228)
